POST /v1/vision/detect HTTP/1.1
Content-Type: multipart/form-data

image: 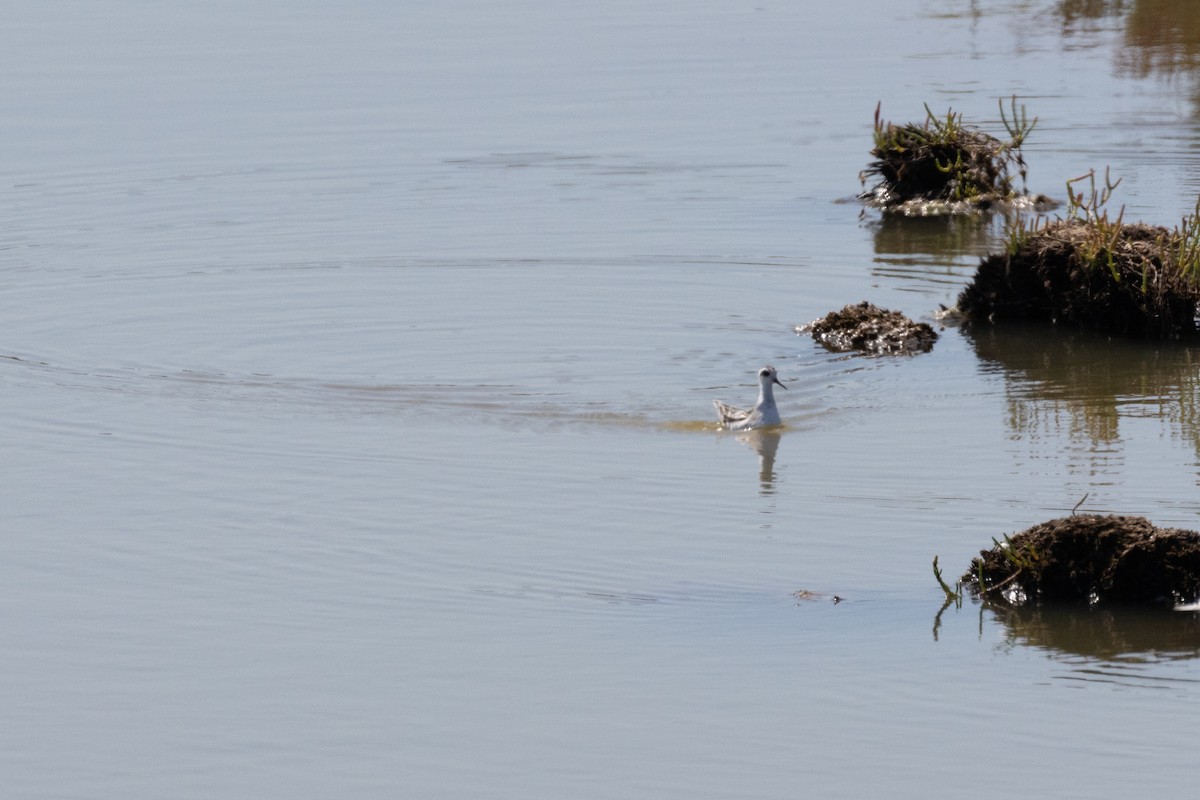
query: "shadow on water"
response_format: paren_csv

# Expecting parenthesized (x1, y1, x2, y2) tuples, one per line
(866, 208, 1004, 263)
(990, 602, 1200, 687)
(864, 213, 1002, 300)
(961, 322, 1200, 461)
(936, 598, 1200, 687)
(1116, 1, 1200, 83)
(1001, 0, 1200, 104)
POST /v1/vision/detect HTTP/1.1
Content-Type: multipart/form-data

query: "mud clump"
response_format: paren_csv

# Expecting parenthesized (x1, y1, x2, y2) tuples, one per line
(958, 219, 1200, 338)
(860, 99, 1037, 213)
(799, 301, 937, 355)
(962, 514, 1200, 607)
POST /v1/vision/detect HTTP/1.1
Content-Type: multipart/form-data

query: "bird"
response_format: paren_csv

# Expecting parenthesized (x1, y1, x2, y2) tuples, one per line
(713, 365, 786, 430)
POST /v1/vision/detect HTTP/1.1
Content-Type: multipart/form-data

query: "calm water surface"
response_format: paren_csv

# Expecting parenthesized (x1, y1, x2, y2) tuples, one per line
(4, 1, 1200, 797)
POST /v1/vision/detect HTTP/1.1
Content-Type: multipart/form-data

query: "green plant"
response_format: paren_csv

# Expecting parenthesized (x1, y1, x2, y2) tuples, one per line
(1003, 209, 1043, 256)
(932, 555, 962, 604)
(998, 94, 1037, 150)
(991, 533, 1041, 570)
(1172, 194, 1200, 284)
(1065, 167, 1122, 222)
(1063, 168, 1126, 276)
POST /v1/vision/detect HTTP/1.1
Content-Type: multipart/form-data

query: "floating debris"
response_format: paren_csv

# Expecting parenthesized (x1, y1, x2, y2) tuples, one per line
(798, 301, 937, 355)
(961, 514, 1200, 608)
(860, 97, 1043, 214)
(792, 590, 844, 605)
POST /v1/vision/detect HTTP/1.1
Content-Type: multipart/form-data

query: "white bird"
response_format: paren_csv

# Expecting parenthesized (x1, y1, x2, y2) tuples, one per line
(713, 365, 787, 430)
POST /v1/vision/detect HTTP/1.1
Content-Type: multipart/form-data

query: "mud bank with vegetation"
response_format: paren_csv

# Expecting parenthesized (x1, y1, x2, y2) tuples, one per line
(952, 514, 1200, 608)
(859, 97, 1048, 214)
(958, 170, 1200, 338)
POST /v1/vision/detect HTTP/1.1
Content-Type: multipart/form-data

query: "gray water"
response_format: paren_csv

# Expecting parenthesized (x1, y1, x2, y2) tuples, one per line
(4, 1, 1200, 797)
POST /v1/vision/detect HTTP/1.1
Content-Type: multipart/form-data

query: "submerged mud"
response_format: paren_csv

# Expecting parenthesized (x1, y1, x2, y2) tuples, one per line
(962, 514, 1200, 607)
(859, 192, 1054, 217)
(799, 301, 937, 355)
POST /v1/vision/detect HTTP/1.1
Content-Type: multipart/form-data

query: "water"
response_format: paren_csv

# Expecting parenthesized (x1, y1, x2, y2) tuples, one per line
(4, 1, 1200, 797)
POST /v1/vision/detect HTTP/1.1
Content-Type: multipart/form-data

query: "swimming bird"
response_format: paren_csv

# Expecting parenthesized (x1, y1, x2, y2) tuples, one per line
(713, 365, 786, 430)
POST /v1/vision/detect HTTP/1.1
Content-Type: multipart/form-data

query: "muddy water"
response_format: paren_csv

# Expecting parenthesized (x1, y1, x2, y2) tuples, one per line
(4, 1, 1200, 798)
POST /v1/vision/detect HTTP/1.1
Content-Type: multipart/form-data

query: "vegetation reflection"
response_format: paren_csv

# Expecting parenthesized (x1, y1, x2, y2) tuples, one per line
(962, 322, 1200, 460)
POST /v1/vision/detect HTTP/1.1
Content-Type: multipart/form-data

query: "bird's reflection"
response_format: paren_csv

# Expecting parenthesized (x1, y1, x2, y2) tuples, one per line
(734, 428, 781, 495)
